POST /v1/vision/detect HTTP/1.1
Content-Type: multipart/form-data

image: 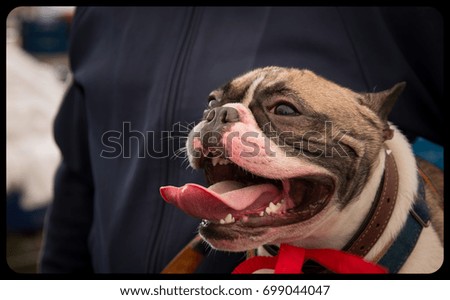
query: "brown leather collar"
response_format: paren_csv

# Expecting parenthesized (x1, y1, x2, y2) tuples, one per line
(342, 148, 399, 257)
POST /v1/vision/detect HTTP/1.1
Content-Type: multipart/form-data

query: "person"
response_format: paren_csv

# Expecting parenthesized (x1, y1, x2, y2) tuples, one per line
(39, 7, 442, 273)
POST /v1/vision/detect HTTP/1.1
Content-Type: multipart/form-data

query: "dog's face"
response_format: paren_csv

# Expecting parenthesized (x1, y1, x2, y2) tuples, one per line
(161, 67, 405, 251)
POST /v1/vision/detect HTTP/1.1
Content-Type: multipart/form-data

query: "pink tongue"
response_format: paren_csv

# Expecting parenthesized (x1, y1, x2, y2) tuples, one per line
(160, 181, 281, 220)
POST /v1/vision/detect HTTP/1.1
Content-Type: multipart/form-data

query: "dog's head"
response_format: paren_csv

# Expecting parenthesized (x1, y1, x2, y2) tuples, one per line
(161, 67, 405, 251)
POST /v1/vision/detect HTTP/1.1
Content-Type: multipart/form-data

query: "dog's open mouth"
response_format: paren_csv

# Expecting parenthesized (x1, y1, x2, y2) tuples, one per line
(160, 156, 335, 228)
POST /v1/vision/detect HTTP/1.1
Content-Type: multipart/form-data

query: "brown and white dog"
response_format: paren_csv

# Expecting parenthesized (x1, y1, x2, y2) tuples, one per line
(161, 67, 443, 273)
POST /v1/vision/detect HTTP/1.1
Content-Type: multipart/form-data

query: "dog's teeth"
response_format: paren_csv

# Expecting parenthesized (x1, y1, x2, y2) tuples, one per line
(281, 199, 285, 204)
(269, 202, 277, 211)
(259, 211, 264, 217)
(225, 213, 233, 222)
(275, 204, 282, 212)
(265, 202, 282, 214)
(220, 213, 235, 224)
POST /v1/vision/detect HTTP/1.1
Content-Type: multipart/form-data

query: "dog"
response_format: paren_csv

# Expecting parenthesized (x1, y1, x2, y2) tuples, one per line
(161, 67, 443, 273)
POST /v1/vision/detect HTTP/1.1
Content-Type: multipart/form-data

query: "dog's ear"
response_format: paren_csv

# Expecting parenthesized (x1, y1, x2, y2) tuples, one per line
(360, 82, 406, 122)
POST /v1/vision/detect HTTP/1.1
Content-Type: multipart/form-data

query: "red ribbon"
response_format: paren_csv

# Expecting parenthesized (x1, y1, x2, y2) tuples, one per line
(233, 244, 387, 274)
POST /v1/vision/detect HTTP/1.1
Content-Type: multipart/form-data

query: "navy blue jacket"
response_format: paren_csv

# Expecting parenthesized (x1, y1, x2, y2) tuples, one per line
(40, 7, 442, 273)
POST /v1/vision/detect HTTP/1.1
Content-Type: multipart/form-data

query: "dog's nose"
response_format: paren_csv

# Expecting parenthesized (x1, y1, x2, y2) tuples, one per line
(205, 107, 240, 124)
(200, 107, 240, 152)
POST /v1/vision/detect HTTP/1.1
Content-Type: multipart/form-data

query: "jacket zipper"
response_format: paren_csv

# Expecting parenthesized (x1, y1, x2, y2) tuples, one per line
(146, 7, 199, 273)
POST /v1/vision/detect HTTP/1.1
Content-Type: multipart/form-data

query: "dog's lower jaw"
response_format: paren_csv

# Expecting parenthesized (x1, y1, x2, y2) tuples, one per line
(199, 226, 275, 252)
(199, 210, 333, 252)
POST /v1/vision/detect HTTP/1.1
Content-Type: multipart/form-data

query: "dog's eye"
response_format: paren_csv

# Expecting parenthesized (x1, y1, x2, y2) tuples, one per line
(273, 103, 300, 116)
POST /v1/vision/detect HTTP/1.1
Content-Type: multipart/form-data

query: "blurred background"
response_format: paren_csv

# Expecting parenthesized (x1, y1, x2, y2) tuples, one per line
(5, 6, 443, 274)
(6, 6, 75, 273)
